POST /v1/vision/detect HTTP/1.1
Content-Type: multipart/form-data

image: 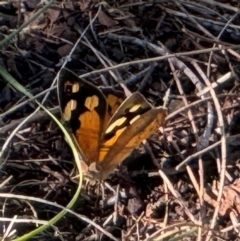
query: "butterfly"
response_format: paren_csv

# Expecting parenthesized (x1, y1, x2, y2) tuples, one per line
(58, 68, 167, 180)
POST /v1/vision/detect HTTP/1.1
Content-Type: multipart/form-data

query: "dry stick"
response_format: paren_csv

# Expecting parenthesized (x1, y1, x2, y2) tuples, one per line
(103, 34, 240, 99)
(81, 46, 239, 80)
(192, 62, 227, 241)
(166, 57, 203, 182)
(167, 56, 227, 201)
(173, 0, 217, 40)
(181, 26, 226, 47)
(196, 0, 239, 12)
(168, 61, 200, 225)
(0, 107, 59, 134)
(205, 9, 237, 241)
(148, 38, 226, 235)
(89, 10, 99, 44)
(221, 223, 240, 233)
(80, 36, 132, 97)
(146, 39, 201, 224)
(207, 11, 238, 79)
(205, 11, 236, 181)
(138, 63, 156, 92)
(0, 84, 56, 126)
(160, 5, 240, 34)
(226, 48, 240, 60)
(196, 72, 233, 97)
(125, 212, 145, 238)
(79, 31, 120, 84)
(180, 0, 228, 21)
(0, 176, 13, 190)
(176, 141, 221, 170)
(3, 215, 17, 240)
(104, 33, 238, 73)
(167, 92, 237, 122)
(125, 64, 156, 85)
(145, 221, 202, 241)
(136, 215, 140, 241)
(113, 184, 120, 225)
(163, 180, 170, 231)
(145, 141, 170, 231)
(191, 62, 214, 241)
(168, 91, 238, 163)
(159, 170, 199, 224)
(167, 50, 211, 239)
(194, 0, 240, 76)
(80, 37, 121, 85)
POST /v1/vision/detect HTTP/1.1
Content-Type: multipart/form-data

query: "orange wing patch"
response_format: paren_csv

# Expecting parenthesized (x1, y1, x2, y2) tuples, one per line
(98, 126, 127, 162)
(76, 110, 100, 164)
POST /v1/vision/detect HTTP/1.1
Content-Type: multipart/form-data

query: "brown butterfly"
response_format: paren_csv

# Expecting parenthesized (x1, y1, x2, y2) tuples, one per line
(58, 68, 167, 180)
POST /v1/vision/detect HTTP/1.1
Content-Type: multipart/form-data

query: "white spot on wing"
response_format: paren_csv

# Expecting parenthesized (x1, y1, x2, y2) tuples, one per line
(63, 100, 77, 121)
(72, 83, 79, 93)
(130, 115, 140, 124)
(129, 104, 141, 113)
(105, 117, 127, 133)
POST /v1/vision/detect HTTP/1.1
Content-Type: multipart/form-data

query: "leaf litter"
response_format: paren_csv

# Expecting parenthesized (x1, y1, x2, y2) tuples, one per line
(1, 0, 240, 240)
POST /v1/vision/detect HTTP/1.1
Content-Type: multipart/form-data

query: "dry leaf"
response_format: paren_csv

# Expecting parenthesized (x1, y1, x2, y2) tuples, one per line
(98, 10, 118, 27)
(47, 7, 61, 24)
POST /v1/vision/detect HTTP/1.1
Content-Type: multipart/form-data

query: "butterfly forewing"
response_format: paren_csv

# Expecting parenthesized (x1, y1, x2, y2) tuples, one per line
(98, 93, 167, 177)
(98, 93, 151, 162)
(58, 68, 108, 164)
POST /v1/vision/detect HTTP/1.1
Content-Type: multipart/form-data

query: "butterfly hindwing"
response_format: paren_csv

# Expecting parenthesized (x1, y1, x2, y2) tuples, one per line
(97, 93, 149, 161)
(101, 88, 124, 126)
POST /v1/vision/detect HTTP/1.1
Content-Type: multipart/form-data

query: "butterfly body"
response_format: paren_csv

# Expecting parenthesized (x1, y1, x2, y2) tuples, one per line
(58, 68, 167, 179)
